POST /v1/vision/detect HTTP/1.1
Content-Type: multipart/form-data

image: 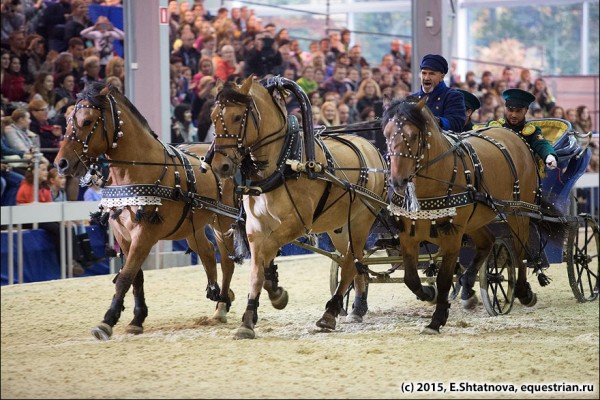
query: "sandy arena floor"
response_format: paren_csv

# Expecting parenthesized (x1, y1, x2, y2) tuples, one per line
(1, 254, 598, 399)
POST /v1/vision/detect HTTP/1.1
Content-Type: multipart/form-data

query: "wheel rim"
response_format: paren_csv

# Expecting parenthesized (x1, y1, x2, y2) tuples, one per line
(480, 238, 516, 316)
(567, 216, 599, 302)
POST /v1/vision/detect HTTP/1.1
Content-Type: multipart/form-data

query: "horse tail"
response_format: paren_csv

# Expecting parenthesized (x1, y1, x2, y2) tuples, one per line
(227, 219, 250, 263)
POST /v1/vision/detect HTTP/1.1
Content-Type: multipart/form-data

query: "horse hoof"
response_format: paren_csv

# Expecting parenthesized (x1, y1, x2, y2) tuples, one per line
(345, 311, 363, 323)
(269, 289, 289, 310)
(421, 326, 441, 335)
(316, 313, 337, 330)
(91, 323, 112, 341)
(228, 289, 235, 303)
(125, 324, 143, 335)
(460, 291, 478, 310)
(212, 302, 228, 323)
(519, 292, 537, 307)
(234, 326, 255, 339)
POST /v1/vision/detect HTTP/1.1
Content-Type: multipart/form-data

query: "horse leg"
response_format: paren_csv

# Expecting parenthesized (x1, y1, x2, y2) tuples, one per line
(235, 239, 279, 340)
(125, 269, 148, 334)
(263, 259, 289, 310)
(510, 218, 537, 307)
(423, 245, 461, 334)
(402, 243, 437, 303)
(459, 228, 494, 309)
(212, 227, 237, 323)
(317, 220, 372, 329)
(187, 229, 229, 320)
(91, 237, 153, 340)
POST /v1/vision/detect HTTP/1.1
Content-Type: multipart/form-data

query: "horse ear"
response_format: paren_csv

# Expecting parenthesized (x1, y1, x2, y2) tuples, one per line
(240, 76, 253, 94)
(416, 96, 427, 111)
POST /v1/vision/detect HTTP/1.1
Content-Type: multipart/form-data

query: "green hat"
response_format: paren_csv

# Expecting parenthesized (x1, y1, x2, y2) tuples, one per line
(457, 89, 480, 111)
(502, 88, 536, 108)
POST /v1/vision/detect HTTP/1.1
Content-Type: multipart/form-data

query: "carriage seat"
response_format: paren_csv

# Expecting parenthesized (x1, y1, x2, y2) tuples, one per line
(529, 118, 583, 163)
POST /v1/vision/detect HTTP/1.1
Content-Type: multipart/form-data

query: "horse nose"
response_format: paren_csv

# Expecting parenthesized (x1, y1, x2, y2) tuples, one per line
(55, 158, 69, 175)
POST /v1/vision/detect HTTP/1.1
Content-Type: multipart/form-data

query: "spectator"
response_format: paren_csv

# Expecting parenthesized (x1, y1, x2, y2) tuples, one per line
(173, 29, 202, 75)
(565, 108, 579, 130)
(310, 104, 320, 127)
(356, 78, 382, 115)
(1, 53, 28, 103)
(478, 70, 494, 94)
(171, 102, 197, 143)
(360, 106, 376, 122)
(28, 98, 63, 164)
(63, 0, 92, 44)
(348, 45, 369, 71)
(308, 90, 322, 108)
(318, 101, 339, 127)
(105, 75, 123, 93)
(337, 103, 350, 125)
(318, 37, 335, 67)
(66, 37, 86, 84)
(105, 55, 125, 86)
(3, 108, 39, 160)
(296, 65, 318, 95)
(341, 91, 360, 124)
(24, 34, 51, 84)
(190, 74, 215, 123)
(214, 44, 242, 82)
(79, 55, 102, 89)
(517, 68, 533, 90)
(493, 104, 505, 121)
(1, 1, 27, 45)
(30, 72, 68, 121)
(321, 64, 348, 97)
(36, 0, 71, 52)
(0, 161, 24, 206)
(389, 38, 408, 70)
(501, 66, 515, 88)
(548, 105, 565, 119)
(53, 72, 77, 111)
(80, 15, 125, 78)
(344, 66, 360, 92)
(532, 78, 556, 115)
(244, 31, 282, 78)
(575, 105, 593, 134)
(195, 98, 216, 142)
(340, 28, 351, 52)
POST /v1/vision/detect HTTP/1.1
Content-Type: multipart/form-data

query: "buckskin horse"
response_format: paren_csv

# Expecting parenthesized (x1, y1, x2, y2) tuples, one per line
(382, 96, 557, 333)
(209, 76, 388, 339)
(55, 82, 242, 340)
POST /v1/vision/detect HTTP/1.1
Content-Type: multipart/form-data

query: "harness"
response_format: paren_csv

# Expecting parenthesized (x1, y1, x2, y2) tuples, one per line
(66, 93, 242, 232)
(387, 122, 541, 231)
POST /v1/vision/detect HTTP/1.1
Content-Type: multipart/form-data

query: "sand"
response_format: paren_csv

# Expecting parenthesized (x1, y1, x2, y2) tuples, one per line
(1, 254, 598, 399)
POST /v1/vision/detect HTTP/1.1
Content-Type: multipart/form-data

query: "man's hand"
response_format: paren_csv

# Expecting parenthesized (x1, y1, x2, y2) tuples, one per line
(545, 154, 557, 170)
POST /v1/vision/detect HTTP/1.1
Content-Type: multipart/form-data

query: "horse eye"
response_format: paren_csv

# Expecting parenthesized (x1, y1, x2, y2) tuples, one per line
(82, 120, 93, 127)
(233, 115, 242, 123)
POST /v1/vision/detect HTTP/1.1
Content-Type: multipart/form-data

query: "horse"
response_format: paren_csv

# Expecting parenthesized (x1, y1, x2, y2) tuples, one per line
(54, 82, 242, 340)
(209, 76, 388, 339)
(382, 96, 550, 333)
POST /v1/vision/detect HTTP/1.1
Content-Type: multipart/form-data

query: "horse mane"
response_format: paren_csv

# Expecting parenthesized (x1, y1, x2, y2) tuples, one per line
(77, 82, 158, 139)
(216, 81, 254, 105)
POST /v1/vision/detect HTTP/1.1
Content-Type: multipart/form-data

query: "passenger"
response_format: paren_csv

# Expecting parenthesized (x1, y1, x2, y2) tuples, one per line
(456, 89, 480, 132)
(410, 54, 465, 132)
(487, 88, 557, 170)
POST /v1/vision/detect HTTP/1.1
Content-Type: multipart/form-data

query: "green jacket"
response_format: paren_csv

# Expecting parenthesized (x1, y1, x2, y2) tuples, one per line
(487, 118, 557, 161)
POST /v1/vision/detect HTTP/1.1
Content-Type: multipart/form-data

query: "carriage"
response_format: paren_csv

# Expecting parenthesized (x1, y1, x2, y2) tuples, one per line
(57, 78, 597, 340)
(328, 116, 598, 317)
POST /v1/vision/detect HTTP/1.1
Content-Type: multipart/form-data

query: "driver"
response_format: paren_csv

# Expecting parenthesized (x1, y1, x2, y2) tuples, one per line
(488, 88, 558, 170)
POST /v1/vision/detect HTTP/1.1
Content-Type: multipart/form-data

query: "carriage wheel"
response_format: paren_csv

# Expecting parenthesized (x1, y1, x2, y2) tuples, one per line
(329, 261, 369, 317)
(566, 215, 599, 302)
(479, 238, 516, 316)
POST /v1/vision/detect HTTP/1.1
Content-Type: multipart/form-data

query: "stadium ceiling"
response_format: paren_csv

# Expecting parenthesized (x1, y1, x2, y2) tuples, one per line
(459, 0, 596, 7)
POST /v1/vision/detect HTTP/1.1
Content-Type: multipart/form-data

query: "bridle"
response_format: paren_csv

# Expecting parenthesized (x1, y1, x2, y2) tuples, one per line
(64, 94, 124, 167)
(212, 96, 288, 171)
(385, 114, 431, 183)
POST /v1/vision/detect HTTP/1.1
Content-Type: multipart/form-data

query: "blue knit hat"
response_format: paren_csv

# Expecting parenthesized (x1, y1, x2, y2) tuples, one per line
(502, 88, 536, 108)
(420, 54, 448, 74)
